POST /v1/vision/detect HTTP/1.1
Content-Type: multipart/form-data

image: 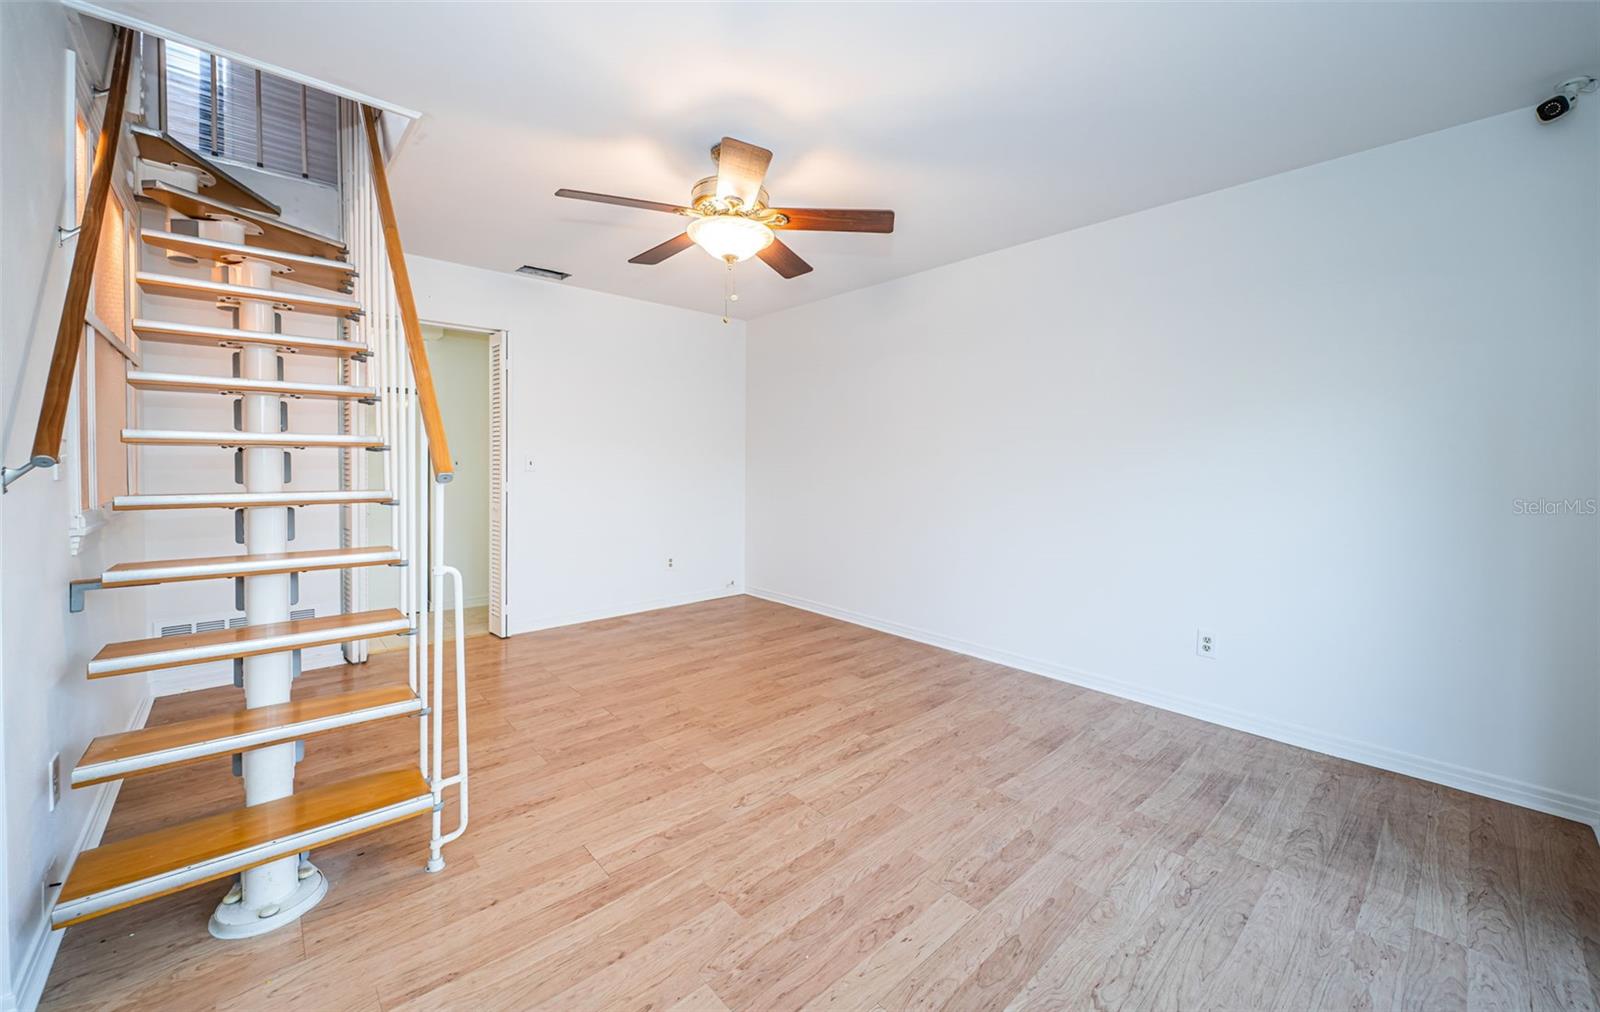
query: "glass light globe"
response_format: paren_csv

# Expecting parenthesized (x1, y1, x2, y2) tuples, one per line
(687, 214, 774, 263)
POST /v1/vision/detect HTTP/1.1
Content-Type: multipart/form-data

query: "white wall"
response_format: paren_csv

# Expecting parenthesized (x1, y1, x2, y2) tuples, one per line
(0, 7, 151, 1008)
(747, 108, 1600, 825)
(407, 255, 746, 632)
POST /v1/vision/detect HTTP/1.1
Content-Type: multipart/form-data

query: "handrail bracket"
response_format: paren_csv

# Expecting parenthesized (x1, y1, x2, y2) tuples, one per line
(2, 456, 55, 493)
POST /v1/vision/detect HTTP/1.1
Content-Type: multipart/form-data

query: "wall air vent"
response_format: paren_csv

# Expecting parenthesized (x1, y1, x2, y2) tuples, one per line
(516, 265, 571, 281)
(156, 610, 313, 638)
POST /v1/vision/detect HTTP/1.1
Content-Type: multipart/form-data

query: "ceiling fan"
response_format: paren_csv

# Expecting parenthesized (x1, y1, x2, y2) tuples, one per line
(555, 137, 894, 279)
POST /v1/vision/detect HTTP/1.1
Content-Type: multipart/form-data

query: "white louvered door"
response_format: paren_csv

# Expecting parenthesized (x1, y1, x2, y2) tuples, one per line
(488, 329, 509, 638)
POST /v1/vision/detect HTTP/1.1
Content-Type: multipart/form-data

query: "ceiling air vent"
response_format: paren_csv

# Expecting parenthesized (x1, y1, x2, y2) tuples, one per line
(516, 265, 570, 281)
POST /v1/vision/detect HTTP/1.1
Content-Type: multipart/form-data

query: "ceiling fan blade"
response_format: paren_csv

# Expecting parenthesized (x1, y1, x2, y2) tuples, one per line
(771, 208, 895, 233)
(757, 237, 813, 279)
(713, 137, 773, 208)
(555, 188, 688, 215)
(628, 232, 696, 265)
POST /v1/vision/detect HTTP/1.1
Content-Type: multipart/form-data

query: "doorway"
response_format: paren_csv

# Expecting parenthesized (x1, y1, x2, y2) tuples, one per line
(352, 320, 510, 654)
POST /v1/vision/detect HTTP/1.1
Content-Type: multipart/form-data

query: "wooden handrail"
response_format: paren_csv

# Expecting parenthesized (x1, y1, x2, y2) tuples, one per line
(29, 28, 135, 470)
(360, 105, 453, 483)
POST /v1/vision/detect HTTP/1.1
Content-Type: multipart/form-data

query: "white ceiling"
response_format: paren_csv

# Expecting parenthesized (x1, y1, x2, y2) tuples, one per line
(91, 1, 1600, 319)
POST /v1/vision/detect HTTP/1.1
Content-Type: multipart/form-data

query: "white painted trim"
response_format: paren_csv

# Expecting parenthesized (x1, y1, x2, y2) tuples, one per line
(59, 1, 422, 120)
(103, 548, 399, 585)
(112, 490, 392, 511)
(125, 372, 378, 401)
(747, 587, 1600, 830)
(515, 587, 744, 636)
(150, 643, 346, 697)
(133, 318, 368, 356)
(120, 429, 381, 449)
(52, 795, 433, 926)
(11, 690, 153, 1012)
(74, 696, 420, 784)
(90, 615, 408, 676)
(135, 272, 360, 314)
(113, 490, 392, 512)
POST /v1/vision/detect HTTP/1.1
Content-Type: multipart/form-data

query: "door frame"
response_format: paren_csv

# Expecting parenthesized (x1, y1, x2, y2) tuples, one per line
(344, 317, 512, 653)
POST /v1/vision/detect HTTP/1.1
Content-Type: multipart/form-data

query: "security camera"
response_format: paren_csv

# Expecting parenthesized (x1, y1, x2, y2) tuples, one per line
(1538, 76, 1598, 123)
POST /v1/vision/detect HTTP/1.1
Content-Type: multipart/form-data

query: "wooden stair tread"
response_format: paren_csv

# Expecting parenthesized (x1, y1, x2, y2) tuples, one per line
(136, 272, 362, 320)
(90, 607, 410, 677)
(54, 768, 432, 925)
(139, 229, 355, 293)
(126, 370, 378, 400)
(133, 318, 369, 358)
(102, 546, 401, 587)
(74, 685, 421, 787)
(139, 180, 346, 260)
(112, 490, 394, 512)
(130, 126, 282, 215)
(122, 429, 384, 448)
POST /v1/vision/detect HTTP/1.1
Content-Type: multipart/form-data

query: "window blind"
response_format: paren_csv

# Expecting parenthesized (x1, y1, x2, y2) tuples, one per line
(162, 40, 338, 186)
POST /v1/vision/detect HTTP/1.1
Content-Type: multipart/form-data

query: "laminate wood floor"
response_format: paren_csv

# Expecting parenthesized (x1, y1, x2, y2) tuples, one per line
(43, 596, 1600, 1011)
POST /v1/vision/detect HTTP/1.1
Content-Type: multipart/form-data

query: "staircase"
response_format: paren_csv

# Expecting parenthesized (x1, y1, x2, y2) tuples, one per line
(19, 29, 469, 939)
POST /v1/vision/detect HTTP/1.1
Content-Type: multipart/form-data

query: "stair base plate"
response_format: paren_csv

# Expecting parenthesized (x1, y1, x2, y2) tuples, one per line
(209, 860, 328, 939)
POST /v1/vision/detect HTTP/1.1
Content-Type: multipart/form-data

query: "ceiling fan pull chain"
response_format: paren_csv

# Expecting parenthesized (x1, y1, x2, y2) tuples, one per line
(723, 261, 738, 324)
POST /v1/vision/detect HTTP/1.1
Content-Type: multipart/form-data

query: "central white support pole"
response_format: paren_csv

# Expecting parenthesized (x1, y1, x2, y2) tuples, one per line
(203, 218, 327, 938)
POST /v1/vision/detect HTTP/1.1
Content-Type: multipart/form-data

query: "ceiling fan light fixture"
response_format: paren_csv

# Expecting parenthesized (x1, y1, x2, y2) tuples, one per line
(686, 214, 774, 263)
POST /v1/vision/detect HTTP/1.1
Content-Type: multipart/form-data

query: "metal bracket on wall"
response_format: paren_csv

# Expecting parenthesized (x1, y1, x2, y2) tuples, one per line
(234, 449, 244, 486)
(235, 576, 245, 612)
(234, 508, 245, 545)
(290, 572, 299, 606)
(68, 578, 102, 614)
(287, 506, 296, 542)
(2, 458, 48, 491)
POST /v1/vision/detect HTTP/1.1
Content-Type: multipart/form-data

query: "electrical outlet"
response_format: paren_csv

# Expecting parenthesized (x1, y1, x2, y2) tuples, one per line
(1196, 630, 1217, 659)
(46, 753, 61, 812)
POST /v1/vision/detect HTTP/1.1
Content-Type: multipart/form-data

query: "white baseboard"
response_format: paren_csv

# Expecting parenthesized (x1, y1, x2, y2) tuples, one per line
(747, 587, 1600, 832)
(9, 690, 154, 1012)
(514, 586, 743, 636)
